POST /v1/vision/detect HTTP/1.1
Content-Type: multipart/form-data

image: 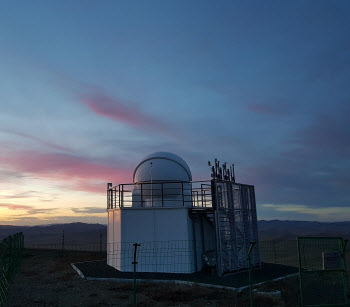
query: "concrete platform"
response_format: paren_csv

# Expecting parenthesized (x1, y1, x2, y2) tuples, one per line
(72, 260, 298, 289)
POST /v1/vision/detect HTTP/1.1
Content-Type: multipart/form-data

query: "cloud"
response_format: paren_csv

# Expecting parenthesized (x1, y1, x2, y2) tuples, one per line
(71, 207, 106, 214)
(0, 203, 33, 210)
(261, 203, 350, 221)
(0, 150, 132, 194)
(0, 190, 59, 203)
(80, 92, 170, 132)
(0, 203, 55, 215)
(0, 150, 130, 182)
(0, 169, 26, 184)
(238, 101, 350, 209)
(292, 103, 350, 158)
(241, 154, 350, 208)
(1, 191, 38, 199)
(0, 129, 71, 152)
(246, 98, 292, 116)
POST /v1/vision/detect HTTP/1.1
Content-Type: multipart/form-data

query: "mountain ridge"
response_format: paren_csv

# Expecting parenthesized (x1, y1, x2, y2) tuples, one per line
(1, 220, 349, 242)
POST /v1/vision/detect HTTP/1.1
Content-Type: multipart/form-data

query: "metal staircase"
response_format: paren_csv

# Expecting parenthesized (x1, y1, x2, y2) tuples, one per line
(190, 178, 260, 276)
(212, 181, 260, 275)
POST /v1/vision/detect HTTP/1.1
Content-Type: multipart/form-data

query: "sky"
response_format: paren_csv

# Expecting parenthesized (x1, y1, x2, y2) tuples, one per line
(0, 1, 350, 225)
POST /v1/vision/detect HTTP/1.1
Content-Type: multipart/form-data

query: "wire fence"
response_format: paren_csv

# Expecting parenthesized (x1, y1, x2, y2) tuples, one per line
(259, 240, 299, 267)
(10, 236, 350, 306)
(107, 240, 218, 273)
(24, 239, 350, 271)
(297, 237, 350, 306)
(0, 232, 24, 306)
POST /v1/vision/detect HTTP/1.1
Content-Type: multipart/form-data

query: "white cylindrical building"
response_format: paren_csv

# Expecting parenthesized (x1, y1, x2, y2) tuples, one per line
(107, 152, 202, 273)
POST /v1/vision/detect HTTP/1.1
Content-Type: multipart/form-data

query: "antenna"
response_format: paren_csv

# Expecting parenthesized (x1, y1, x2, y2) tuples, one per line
(208, 159, 236, 182)
(232, 164, 235, 183)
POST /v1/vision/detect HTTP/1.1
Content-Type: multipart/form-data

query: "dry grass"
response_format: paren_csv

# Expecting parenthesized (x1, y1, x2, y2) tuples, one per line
(5, 249, 299, 306)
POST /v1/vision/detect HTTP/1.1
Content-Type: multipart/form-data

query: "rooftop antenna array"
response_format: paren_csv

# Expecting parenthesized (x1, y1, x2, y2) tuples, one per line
(208, 159, 235, 182)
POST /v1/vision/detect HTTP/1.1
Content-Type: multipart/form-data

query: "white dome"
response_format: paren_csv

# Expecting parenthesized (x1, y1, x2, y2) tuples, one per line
(133, 152, 192, 183)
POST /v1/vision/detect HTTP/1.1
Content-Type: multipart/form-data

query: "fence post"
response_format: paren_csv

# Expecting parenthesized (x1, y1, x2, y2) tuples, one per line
(62, 230, 65, 250)
(273, 240, 277, 263)
(247, 241, 256, 307)
(132, 243, 141, 307)
(100, 230, 103, 252)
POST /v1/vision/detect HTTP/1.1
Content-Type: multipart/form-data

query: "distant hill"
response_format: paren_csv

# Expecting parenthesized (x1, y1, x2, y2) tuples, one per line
(0, 221, 349, 244)
(258, 220, 350, 240)
(0, 222, 107, 245)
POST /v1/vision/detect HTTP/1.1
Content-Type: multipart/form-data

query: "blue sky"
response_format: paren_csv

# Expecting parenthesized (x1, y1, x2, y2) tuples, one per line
(0, 1, 350, 224)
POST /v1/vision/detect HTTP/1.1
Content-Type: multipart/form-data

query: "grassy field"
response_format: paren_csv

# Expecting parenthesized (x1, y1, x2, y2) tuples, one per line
(3, 249, 306, 307)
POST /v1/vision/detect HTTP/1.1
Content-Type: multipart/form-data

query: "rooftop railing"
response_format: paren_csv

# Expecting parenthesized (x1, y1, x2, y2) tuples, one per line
(107, 180, 213, 209)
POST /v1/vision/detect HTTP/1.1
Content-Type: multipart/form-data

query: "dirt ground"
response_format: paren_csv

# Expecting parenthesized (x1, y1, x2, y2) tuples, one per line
(5, 249, 300, 307)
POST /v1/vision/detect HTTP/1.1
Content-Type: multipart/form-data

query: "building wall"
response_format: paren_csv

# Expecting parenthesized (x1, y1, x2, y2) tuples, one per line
(107, 209, 121, 269)
(107, 207, 196, 273)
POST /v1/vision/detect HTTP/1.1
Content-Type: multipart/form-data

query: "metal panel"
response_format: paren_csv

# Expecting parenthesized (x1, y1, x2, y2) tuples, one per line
(213, 180, 261, 275)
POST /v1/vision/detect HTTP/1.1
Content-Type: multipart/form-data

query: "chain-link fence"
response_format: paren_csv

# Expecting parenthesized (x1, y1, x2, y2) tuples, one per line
(260, 240, 299, 267)
(298, 237, 349, 307)
(0, 232, 24, 306)
(24, 238, 349, 269)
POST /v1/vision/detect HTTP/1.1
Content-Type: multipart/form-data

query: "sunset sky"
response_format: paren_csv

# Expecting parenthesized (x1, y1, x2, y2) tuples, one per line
(1, 1, 350, 225)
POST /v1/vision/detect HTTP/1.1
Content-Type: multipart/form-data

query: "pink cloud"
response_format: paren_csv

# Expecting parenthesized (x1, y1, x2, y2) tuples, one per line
(0, 203, 57, 215)
(0, 151, 132, 193)
(0, 203, 33, 210)
(81, 92, 169, 132)
(68, 180, 110, 194)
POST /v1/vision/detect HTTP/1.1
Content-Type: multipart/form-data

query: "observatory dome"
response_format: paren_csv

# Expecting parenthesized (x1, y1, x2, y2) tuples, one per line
(133, 152, 192, 183)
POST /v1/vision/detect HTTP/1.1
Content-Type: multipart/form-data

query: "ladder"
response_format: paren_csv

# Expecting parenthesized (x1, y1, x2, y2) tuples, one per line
(214, 182, 238, 275)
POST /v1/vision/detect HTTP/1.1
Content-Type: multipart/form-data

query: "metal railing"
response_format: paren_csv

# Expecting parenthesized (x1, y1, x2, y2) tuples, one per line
(0, 232, 24, 306)
(107, 180, 213, 209)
